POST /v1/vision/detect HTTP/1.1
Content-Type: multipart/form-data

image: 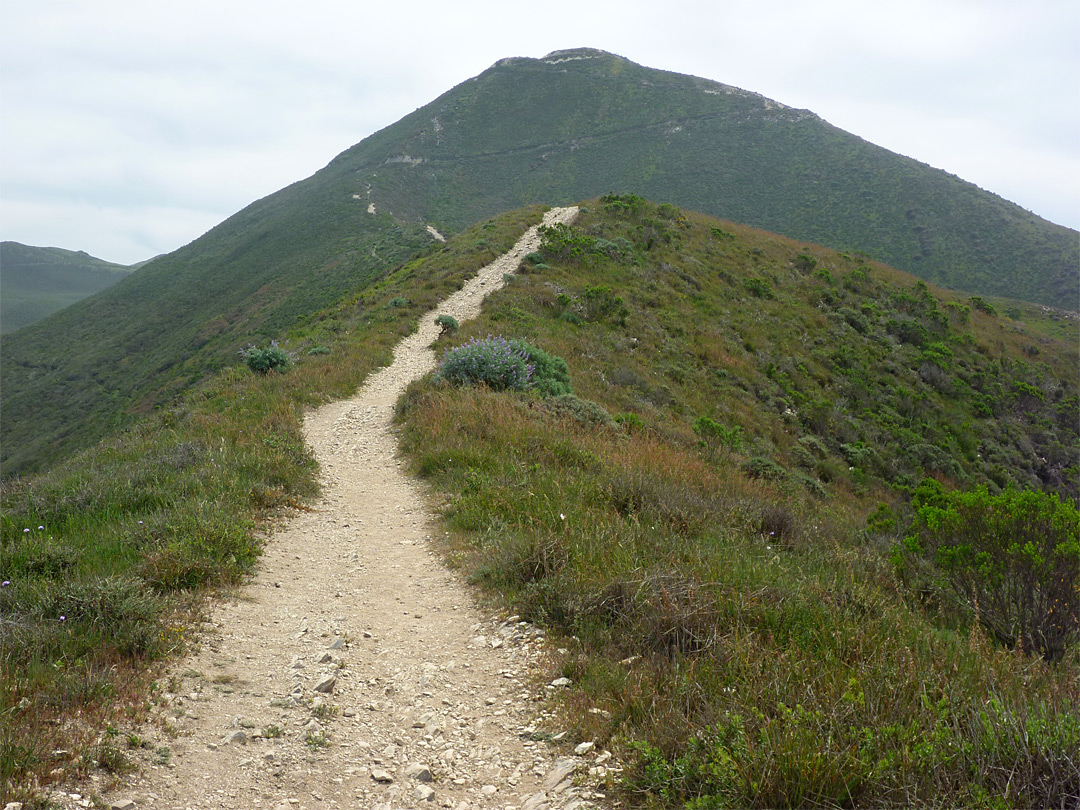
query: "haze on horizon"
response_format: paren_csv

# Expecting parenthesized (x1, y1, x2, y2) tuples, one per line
(1, 0, 1077, 266)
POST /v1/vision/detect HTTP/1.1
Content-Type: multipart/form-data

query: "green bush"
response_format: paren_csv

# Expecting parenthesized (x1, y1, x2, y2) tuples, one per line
(239, 342, 292, 375)
(693, 416, 743, 451)
(897, 485, 1079, 660)
(581, 285, 625, 322)
(435, 314, 459, 335)
(743, 277, 776, 299)
(740, 457, 786, 481)
(438, 336, 571, 396)
(543, 394, 612, 427)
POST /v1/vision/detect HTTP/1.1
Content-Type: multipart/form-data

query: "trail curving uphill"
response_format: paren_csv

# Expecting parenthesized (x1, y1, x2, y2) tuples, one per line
(83, 207, 610, 810)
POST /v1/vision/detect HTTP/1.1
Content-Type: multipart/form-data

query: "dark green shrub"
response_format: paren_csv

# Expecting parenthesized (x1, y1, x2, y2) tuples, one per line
(969, 296, 997, 315)
(743, 277, 776, 299)
(693, 416, 743, 450)
(387, 297, 408, 308)
(517, 341, 572, 396)
(793, 253, 818, 272)
(434, 314, 459, 336)
(740, 457, 786, 481)
(581, 285, 625, 322)
(306, 346, 330, 356)
(897, 486, 1079, 660)
(615, 412, 646, 432)
(239, 342, 292, 375)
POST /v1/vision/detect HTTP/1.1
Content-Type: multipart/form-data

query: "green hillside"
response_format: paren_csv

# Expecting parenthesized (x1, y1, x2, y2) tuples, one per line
(3, 200, 1076, 806)
(3, 48, 1076, 478)
(343, 48, 1077, 305)
(0, 242, 133, 333)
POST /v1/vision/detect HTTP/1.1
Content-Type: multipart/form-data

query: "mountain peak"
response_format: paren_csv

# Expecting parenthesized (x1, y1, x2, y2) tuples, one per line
(540, 47, 618, 63)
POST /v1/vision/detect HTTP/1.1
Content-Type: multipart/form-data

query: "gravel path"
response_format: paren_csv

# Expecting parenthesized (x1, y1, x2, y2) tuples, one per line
(51, 207, 618, 810)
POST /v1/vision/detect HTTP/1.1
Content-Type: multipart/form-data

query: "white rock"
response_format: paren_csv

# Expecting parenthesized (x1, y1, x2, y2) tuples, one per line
(313, 674, 336, 694)
(574, 741, 594, 756)
(371, 769, 394, 783)
(404, 763, 432, 782)
(414, 784, 435, 802)
(550, 677, 572, 688)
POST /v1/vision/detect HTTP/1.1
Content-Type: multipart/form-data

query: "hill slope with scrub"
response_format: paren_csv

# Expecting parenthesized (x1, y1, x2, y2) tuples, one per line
(0, 242, 134, 333)
(2, 199, 1077, 807)
(395, 196, 1079, 807)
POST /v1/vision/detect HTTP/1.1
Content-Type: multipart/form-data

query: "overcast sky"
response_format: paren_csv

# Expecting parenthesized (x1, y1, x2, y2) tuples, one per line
(1, 0, 1077, 265)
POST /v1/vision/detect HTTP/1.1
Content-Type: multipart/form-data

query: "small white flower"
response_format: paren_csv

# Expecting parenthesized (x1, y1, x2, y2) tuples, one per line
(559, 513, 566, 520)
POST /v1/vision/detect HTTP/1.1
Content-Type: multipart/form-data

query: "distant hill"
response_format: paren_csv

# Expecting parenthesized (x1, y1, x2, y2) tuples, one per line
(3, 48, 1076, 476)
(0, 242, 134, 333)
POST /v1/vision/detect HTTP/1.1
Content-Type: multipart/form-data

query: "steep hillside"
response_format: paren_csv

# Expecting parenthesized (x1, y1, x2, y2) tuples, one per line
(0, 242, 133, 333)
(3, 47, 1076, 477)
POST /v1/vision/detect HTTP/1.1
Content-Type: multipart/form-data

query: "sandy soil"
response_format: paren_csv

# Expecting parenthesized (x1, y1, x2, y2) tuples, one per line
(46, 207, 622, 810)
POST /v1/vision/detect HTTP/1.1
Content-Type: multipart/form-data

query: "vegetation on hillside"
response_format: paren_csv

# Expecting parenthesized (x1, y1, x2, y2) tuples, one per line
(0, 242, 133, 334)
(394, 196, 1079, 807)
(2, 199, 1077, 807)
(348, 48, 1077, 306)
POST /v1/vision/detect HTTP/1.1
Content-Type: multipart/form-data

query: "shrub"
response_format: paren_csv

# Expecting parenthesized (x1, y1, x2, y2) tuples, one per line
(543, 394, 613, 427)
(438, 335, 533, 392)
(438, 336, 571, 396)
(434, 314, 459, 336)
(743, 277, 776, 299)
(898, 486, 1079, 660)
(581, 285, 625, 322)
(387, 297, 408, 308)
(693, 416, 743, 451)
(740, 457, 786, 481)
(516, 341, 572, 396)
(239, 342, 292, 375)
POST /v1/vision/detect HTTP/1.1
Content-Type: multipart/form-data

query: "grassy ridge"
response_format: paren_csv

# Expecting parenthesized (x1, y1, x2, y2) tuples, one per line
(394, 197, 1079, 807)
(0, 208, 546, 803)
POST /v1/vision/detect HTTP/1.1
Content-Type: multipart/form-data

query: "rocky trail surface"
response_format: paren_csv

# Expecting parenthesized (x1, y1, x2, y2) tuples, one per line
(46, 207, 619, 810)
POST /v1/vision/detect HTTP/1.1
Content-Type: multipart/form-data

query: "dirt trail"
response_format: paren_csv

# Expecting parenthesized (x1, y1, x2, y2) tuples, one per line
(60, 207, 616, 810)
